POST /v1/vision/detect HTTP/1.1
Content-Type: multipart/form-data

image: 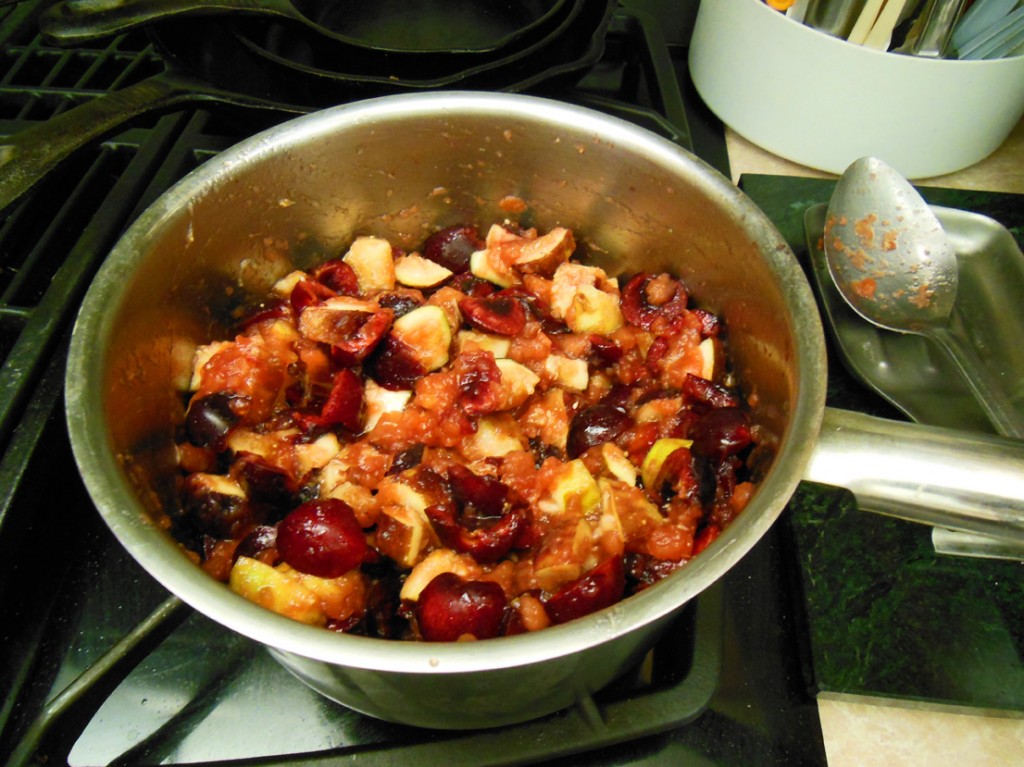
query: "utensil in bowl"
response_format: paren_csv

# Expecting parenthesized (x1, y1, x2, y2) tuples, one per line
(823, 156, 1024, 439)
(64, 93, 1024, 729)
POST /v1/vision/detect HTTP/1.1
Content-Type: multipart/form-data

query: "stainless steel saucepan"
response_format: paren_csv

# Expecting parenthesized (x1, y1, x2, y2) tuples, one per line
(65, 92, 1024, 730)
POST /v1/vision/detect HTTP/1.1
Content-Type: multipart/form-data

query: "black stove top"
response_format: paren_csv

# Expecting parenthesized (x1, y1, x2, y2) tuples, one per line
(0, 2, 825, 764)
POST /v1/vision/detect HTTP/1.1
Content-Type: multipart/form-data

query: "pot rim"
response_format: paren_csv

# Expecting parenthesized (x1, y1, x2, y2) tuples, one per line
(65, 91, 827, 674)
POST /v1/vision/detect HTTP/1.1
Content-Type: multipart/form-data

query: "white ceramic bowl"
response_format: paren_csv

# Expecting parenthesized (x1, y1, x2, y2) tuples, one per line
(689, 0, 1024, 179)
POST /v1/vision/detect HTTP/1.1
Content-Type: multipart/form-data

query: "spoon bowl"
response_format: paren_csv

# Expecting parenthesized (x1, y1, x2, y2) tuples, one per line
(824, 157, 1024, 439)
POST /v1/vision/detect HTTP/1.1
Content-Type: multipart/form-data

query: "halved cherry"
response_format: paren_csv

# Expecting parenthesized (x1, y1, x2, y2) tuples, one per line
(689, 406, 752, 463)
(311, 259, 359, 295)
(453, 350, 503, 417)
(621, 273, 688, 331)
(544, 556, 625, 625)
(327, 309, 395, 367)
(426, 503, 528, 564)
(290, 278, 337, 314)
(318, 368, 363, 432)
(566, 403, 632, 459)
(423, 224, 484, 274)
(682, 373, 739, 409)
(458, 295, 527, 337)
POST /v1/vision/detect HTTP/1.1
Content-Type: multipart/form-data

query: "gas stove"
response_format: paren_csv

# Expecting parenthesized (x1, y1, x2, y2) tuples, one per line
(0, 2, 825, 764)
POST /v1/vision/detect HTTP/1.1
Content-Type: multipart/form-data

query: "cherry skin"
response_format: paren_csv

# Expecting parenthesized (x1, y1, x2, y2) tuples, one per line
(276, 499, 367, 578)
(415, 572, 507, 641)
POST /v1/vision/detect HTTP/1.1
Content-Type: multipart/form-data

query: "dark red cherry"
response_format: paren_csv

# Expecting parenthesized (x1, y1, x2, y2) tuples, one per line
(689, 407, 752, 463)
(311, 259, 359, 295)
(422, 225, 484, 274)
(544, 557, 625, 625)
(319, 369, 363, 431)
(415, 572, 507, 641)
(566, 404, 632, 459)
(186, 393, 239, 450)
(458, 295, 527, 337)
(621, 273, 688, 330)
(276, 499, 367, 578)
(682, 374, 739, 409)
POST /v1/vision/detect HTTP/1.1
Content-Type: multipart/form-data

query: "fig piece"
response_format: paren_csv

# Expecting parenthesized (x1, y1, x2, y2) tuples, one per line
(342, 236, 396, 295)
(299, 296, 394, 365)
(367, 304, 452, 389)
(394, 253, 454, 288)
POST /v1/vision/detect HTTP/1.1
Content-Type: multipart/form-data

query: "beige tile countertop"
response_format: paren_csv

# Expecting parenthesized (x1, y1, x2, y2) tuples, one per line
(726, 119, 1024, 767)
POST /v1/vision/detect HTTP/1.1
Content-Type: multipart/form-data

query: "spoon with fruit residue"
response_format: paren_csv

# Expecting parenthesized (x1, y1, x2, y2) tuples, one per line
(824, 156, 1024, 439)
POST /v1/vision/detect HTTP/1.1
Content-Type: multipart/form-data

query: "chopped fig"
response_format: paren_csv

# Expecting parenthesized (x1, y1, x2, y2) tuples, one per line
(544, 354, 589, 391)
(543, 459, 601, 517)
(394, 253, 454, 288)
(469, 248, 516, 288)
(456, 329, 511, 358)
(564, 285, 624, 335)
(343, 236, 396, 295)
(229, 556, 326, 625)
(363, 379, 412, 431)
(298, 296, 392, 355)
(400, 548, 476, 602)
(640, 438, 693, 491)
(495, 358, 540, 409)
(549, 262, 613, 320)
(390, 304, 453, 373)
(461, 414, 529, 460)
(507, 227, 575, 277)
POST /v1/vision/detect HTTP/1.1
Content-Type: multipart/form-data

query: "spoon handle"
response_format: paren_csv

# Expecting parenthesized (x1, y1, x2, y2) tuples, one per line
(927, 324, 1024, 439)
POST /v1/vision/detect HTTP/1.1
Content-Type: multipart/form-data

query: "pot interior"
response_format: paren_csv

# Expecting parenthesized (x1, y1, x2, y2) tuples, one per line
(66, 93, 826, 678)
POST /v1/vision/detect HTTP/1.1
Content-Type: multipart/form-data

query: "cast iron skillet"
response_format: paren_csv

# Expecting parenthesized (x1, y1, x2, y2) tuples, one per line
(42, 0, 569, 55)
(1, 1, 606, 217)
(227, 0, 604, 92)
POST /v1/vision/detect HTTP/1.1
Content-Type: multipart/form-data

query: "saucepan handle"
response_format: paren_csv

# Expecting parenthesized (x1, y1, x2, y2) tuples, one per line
(0, 72, 197, 218)
(805, 407, 1024, 544)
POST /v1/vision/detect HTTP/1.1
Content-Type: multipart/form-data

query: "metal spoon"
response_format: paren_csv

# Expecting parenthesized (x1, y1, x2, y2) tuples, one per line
(824, 156, 1024, 439)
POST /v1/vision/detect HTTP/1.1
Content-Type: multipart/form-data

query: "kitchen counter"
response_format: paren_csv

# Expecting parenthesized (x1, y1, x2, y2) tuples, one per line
(727, 118, 1024, 767)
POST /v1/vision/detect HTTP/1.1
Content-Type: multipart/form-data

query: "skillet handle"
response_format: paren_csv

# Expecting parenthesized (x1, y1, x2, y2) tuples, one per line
(804, 407, 1024, 544)
(0, 72, 197, 218)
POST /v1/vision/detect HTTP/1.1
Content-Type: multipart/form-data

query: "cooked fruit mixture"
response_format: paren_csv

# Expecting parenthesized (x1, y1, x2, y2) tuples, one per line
(174, 222, 758, 641)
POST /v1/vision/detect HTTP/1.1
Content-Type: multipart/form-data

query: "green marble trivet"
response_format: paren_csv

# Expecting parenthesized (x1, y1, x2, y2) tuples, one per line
(741, 174, 1024, 711)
